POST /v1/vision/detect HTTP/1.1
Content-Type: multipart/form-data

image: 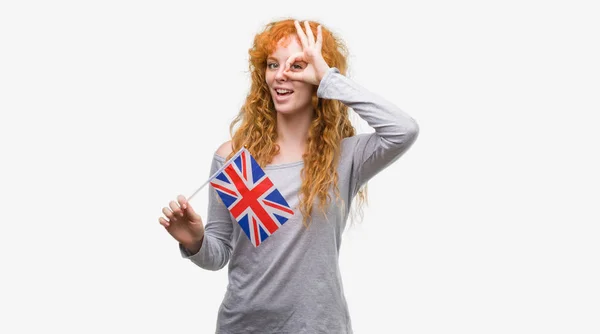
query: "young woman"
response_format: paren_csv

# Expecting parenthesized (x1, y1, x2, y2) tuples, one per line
(159, 18, 419, 333)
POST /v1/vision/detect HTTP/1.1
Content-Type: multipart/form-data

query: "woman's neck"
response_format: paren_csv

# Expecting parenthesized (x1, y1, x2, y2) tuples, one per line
(274, 110, 313, 163)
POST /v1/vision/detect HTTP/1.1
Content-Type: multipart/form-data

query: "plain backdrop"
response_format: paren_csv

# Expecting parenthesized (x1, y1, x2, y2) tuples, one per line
(1, 0, 599, 333)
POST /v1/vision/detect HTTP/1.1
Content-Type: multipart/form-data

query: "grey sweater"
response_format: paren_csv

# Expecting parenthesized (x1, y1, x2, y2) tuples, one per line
(179, 67, 419, 333)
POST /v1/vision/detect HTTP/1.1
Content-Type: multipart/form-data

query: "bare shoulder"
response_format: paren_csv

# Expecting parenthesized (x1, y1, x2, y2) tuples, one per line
(215, 140, 233, 159)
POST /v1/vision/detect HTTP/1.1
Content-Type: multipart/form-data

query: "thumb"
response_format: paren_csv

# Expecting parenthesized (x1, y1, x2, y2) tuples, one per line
(182, 202, 202, 223)
(283, 68, 303, 81)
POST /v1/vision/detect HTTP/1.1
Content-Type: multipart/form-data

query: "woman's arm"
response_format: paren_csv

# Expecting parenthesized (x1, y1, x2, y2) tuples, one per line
(317, 67, 420, 194)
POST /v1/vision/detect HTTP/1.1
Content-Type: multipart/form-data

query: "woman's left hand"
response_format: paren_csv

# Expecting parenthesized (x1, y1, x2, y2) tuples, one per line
(284, 20, 330, 86)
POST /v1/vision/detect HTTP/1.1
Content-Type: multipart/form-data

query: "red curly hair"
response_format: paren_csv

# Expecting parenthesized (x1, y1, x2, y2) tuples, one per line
(227, 18, 367, 227)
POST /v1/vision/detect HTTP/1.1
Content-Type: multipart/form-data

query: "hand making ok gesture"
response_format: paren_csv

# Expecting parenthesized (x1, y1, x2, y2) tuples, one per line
(283, 20, 331, 86)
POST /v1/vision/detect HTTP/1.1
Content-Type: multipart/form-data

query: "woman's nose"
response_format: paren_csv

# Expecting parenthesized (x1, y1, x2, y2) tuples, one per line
(275, 67, 287, 81)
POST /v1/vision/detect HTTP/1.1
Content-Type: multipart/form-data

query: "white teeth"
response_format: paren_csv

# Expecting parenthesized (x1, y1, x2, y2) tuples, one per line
(276, 89, 292, 94)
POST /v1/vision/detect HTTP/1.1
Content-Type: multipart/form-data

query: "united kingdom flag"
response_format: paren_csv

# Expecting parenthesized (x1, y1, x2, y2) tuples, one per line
(209, 147, 295, 247)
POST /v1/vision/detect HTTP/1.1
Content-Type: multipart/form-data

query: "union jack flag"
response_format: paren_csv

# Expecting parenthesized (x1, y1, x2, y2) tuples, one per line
(209, 147, 294, 247)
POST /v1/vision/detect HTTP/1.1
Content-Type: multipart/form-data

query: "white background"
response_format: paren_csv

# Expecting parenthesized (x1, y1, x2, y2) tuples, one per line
(1, 0, 599, 333)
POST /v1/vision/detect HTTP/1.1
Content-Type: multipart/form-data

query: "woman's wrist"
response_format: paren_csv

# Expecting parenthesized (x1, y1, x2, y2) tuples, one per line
(183, 236, 204, 254)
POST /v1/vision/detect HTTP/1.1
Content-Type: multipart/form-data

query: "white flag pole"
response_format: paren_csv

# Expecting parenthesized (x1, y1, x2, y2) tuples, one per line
(186, 147, 246, 201)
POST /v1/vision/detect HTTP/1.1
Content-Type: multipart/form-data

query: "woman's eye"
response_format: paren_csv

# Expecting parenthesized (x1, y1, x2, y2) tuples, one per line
(267, 63, 278, 69)
(290, 62, 306, 71)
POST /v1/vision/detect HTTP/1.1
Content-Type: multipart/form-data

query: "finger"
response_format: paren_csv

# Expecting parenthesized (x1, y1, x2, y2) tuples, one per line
(294, 20, 308, 49)
(159, 217, 170, 227)
(177, 194, 188, 210)
(173, 194, 201, 221)
(285, 52, 305, 72)
(162, 207, 174, 219)
(304, 21, 315, 46)
(316, 25, 323, 50)
(169, 200, 183, 217)
(283, 66, 305, 82)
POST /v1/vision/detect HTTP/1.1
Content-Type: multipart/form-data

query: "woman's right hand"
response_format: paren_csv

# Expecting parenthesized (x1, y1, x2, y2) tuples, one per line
(159, 195, 205, 253)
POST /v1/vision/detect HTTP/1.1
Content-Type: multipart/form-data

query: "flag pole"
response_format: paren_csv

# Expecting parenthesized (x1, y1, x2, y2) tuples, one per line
(187, 147, 246, 201)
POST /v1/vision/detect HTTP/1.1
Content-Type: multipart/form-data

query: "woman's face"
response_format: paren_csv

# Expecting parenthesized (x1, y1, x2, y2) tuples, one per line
(265, 37, 314, 115)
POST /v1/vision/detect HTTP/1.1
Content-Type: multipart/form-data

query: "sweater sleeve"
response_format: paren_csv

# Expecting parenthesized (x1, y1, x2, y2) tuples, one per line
(317, 67, 419, 195)
(178, 155, 233, 270)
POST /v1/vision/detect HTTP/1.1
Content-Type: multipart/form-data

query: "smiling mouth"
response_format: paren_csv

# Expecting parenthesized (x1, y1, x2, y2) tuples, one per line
(275, 89, 294, 96)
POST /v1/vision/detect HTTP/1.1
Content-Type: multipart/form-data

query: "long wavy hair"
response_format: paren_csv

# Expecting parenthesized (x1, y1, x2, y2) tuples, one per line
(227, 18, 367, 227)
